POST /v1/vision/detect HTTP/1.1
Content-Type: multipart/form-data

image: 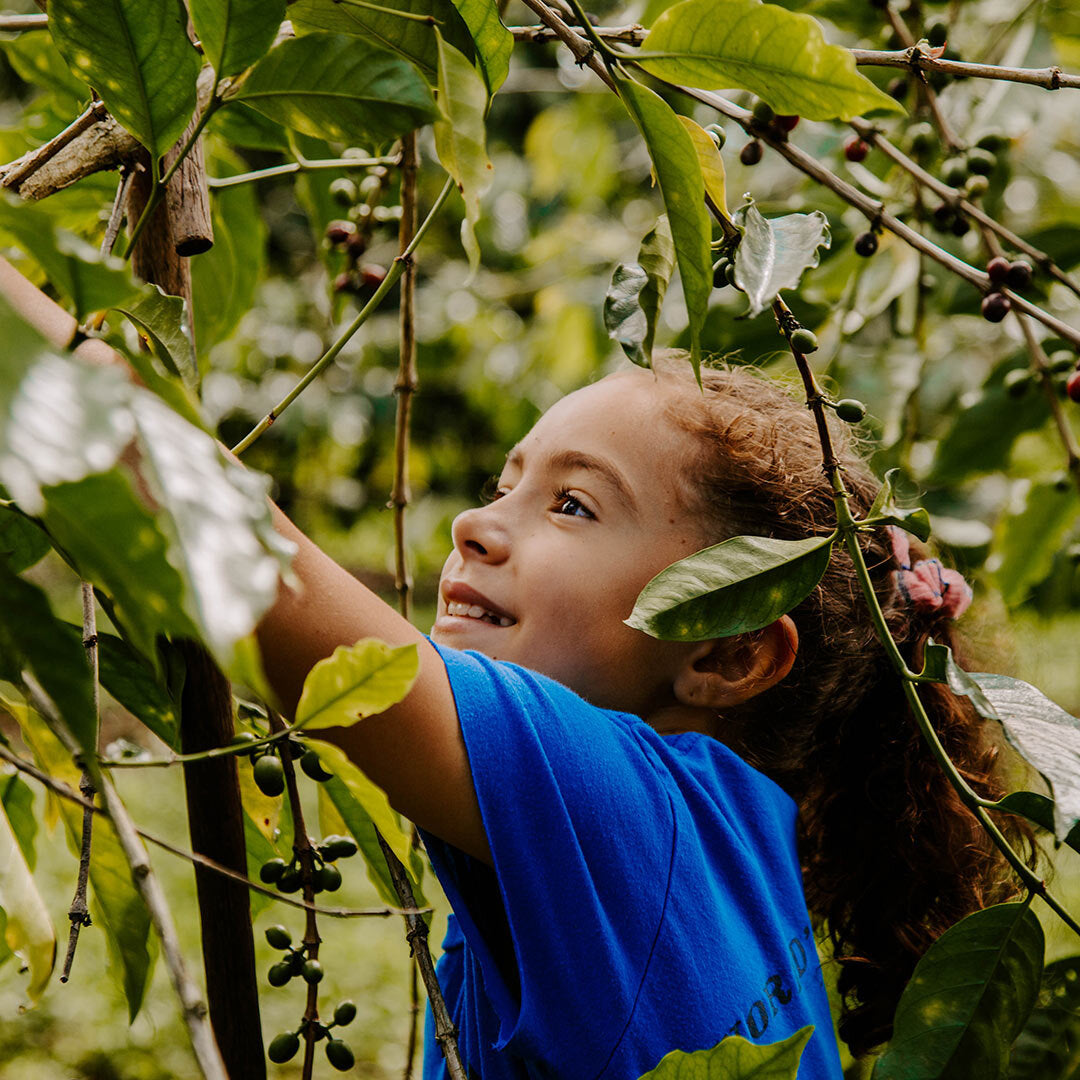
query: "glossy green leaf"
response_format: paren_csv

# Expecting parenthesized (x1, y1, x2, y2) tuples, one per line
(228, 33, 438, 146)
(616, 77, 711, 377)
(864, 469, 931, 542)
(627, 532, 835, 641)
(449, 0, 512, 95)
(0, 559, 97, 757)
(919, 641, 997, 718)
(319, 770, 428, 911)
(290, 0, 475, 83)
(434, 31, 493, 276)
(0, 505, 50, 575)
(295, 639, 420, 730)
(873, 902, 1044, 1080)
(640, 0, 904, 121)
(992, 481, 1079, 606)
(47, 0, 200, 159)
(677, 116, 728, 221)
(14, 702, 155, 1019)
(989, 791, 1080, 856)
(0, 204, 140, 320)
(113, 286, 198, 394)
(731, 199, 831, 319)
(0, 797, 54, 1001)
(1009, 955, 1080, 1080)
(305, 741, 415, 871)
(604, 215, 675, 368)
(639, 1025, 813, 1079)
(1, 772, 38, 872)
(189, 0, 286, 78)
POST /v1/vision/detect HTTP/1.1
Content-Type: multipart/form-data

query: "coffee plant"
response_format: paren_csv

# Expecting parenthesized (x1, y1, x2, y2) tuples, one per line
(0, 0, 1079, 1077)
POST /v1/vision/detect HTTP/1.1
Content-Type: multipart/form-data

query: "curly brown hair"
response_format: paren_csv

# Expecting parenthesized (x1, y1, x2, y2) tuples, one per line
(648, 351, 1035, 1057)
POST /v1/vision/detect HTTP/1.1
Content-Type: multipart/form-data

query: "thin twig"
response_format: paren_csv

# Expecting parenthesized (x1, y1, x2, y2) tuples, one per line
(515, 0, 617, 91)
(0, 740, 423, 920)
(207, 155, 399, 189)
(850, 46, 1080, 90)
(509, 22, 647, 44)
(100, 167, 134, 257)
(0, 13, 48, 30)
(1, 101, 109, 191)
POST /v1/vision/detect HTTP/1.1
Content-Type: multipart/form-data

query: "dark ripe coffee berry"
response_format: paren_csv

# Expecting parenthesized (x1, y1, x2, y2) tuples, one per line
(942, 157, 968, 187)
(790, 328, 819, 354)
(908, 122, 936, 155)
(268, 1032, 301, 1064)
(834, 399, 866, 423)
(886, 77, 908, 100)
(260, 858, 287, 884)
(774, 114, 799, 132)
(931, 203, 954, 230)
(981, 292, 1011, 322)
(705, 123, 726, 149)
(265, 924, 292, 949)
(986, 257, 1011, 285)
(316, 864, 343, 892)
(267, 961, 293, 988)
(325, 220, 354, 246)
(302, 959, 325, 985)
(740, 140, 763, 166)
(1049, 350, 1077, 374)
(334, 1000, 358, 1026)
(976, 131, 1008, 153)
(1003, 368, 1031, 397)
(333, 271, 355, 294)
(844, 137, 869, 163)
(966, 147, 997, 176)
(277, 867, 303, 894)
(1006, 260, 1033, 290)
(712, 259, 730, 289)
(950, 216, 971, 237)
(300, 748, 334, 782)
(925, 17, 948, 47)
(253, 754, 285, 797)
(854, 232, 878, 257)
(751, 100, 774, 123)
(1067, 370, 1080, 403)
(360, 263, 387, 289)
(345, 231, 368, 258)
(326, 1039, 355, 1072)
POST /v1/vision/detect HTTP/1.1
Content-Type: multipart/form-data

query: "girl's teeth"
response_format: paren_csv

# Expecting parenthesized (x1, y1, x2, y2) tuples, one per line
(467, 604, 485, 618)
(446, 600, 514, 626)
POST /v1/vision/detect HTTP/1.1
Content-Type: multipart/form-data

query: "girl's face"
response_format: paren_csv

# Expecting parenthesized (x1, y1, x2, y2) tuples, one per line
(432, 367, 711, 718)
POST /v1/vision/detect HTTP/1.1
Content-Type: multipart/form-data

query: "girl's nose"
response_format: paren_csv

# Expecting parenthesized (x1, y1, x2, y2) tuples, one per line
(451, 504, 510, 563)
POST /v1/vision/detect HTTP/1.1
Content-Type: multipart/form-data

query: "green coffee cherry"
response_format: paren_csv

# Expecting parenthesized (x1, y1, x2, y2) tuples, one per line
(975, 131, 1008, 153)
(751, 100, 774, 124)
(329, 178, 357, 206)
(265, 924, 292, 950)
(300, 748, 334, 782)
(253, 754, 285, 797)
(1003, 368, 1031, 397)
(268, 1032, 301, 1064)
(704, 123, 726, 149)
(334, 1000, 357, 1026)
(260, 858, 287, 884)
(1049, 350, 1077, 374)
(229, 731, 258, 752)
(907, 122, 936, 155)
(964, 174, 989, 198)
(941, 156, 968, 187)
(323, 835, 358, 861)
(277, 867, 303, 894)
(966, 147, 997, 176)
(268, 961, 293, 988)
(789, 328, 818, 354)
(316, 865, 343, 893)
(326, 1039, 355, 1072)
(834, 399, 866, 423)
(712, 258, 730, 289)
(302, 959, 325, 985)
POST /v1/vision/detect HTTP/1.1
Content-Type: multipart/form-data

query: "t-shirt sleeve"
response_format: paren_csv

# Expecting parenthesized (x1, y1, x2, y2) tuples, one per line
(419, 640, 677, 1074)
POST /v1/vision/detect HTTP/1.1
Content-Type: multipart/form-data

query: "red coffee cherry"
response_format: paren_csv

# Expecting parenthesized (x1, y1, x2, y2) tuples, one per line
(325, 220, 354, 246)
(986, 257, 1011, 286)
(1066, 370, 1080, 403)
(981, 293, 1011, 322)
(740, 140, 763, 166)
(360, 264, 387, 289)
(1006, 260, 1033, 290)
(844, 137, 870, 163)
(774, 114, 800, 132)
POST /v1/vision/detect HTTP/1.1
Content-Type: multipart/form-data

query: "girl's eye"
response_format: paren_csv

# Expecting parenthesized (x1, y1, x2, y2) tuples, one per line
(551, 488, 594, 519)
(479, 475, 503, 504)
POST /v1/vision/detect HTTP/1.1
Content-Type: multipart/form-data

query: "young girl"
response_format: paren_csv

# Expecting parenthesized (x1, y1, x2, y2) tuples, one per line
(0, 256, 1028, 1077)
(256, 351, 1030, 1078)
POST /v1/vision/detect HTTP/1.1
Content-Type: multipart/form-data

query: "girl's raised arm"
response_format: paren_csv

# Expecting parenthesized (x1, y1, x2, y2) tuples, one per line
(0, 254, 490, 864)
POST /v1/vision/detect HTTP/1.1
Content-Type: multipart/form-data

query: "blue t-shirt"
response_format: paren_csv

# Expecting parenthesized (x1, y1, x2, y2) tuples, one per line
(419, 641, 842, 1080)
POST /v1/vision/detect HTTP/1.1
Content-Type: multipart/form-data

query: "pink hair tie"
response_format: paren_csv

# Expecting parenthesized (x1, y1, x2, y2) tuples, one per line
(886, 525, 973, 619)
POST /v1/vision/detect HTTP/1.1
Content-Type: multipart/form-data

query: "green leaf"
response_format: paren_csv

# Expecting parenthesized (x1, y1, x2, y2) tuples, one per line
(0, 559, 97, 757)
(0, 203, 140, 320)
(864, 468, 932, 543)
(47, 0, 200, 159)
(604, 215, 676, 368)
(873, 902, 1044, 1080)
(290, 0, 475, 83)
(639, 1025, 813, 1079)
(449, 0, 512, 95)
(992, 481, 1080, 606)
(640, 0, 904, 121)
(989, 791, 1080, 855)
(0, 504, 51, 575)
(1010, 955, 1080, 1080)
(242, 803, 293, 919)
(677, 116, 729, 222)
(616, 78, 711, 378)
(918, 641, 997, 717)
(627, 532, 835, 641)
(1, 772, 38, 872)
(227, 33, 438, 146)
(306, 741, 416, 871)
(295, 639, 420, 729)
(731, 199, 831, 319)
(970, 673, 1080, 844)
(189, 0, 286, 78)
(113, 286, 198, 393)
(434, 31, 493, 276)
(0, 797, 54, 1001)
(0, 32, 89, 105)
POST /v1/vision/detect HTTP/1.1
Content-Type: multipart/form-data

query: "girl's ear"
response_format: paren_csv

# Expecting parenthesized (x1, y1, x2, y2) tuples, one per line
(672, 616, 798, 709)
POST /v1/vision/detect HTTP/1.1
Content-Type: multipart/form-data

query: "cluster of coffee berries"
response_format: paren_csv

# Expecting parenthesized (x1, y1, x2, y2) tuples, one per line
(1003, 352, 1080, 402)
(712, 235, 742, 291)
(739, 102, 800, 166)
(260, 834, 357, 895)
(267, 997, 358, 1069)
(325, 162, 399, 296)
(981, 256, 1032, 323)
(228, 732, 290, 797)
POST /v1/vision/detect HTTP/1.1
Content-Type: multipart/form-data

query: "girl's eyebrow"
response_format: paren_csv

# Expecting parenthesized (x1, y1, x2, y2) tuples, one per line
(504, 445, 640, 517)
